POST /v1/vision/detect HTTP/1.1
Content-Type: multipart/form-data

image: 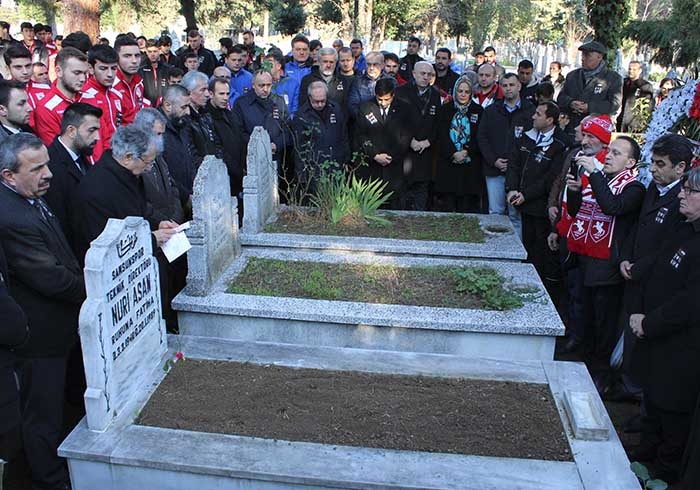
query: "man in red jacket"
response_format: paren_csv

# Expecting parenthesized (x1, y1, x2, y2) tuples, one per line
(82, 44, 124, 163)
(112, 35, 150, 125)
(32, 47, 90, 145)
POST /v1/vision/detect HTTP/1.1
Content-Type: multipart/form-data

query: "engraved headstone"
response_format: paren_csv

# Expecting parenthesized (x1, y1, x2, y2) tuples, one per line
(79, 217, 167, 431)
(185, 155, 240, 296)
(243, 127, 278, 232)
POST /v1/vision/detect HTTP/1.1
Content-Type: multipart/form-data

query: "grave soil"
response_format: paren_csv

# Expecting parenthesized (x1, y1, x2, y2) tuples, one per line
(226, 258, 533, 310)
(264, 209, 486, 243)
(137, 360, 572, 461)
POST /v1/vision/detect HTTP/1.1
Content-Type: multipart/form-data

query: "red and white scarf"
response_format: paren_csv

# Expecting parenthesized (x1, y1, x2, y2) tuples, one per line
(557, 166, 637, 260)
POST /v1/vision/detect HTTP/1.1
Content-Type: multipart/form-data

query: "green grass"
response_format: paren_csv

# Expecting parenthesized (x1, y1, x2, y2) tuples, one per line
(228, 258, 531, 311)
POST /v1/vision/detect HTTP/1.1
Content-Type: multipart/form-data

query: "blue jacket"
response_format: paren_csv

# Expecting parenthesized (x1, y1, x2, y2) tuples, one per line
(284, 60, 312, 86)
(231, 91, 292, 151)
(347, 73, 392, 119)
(354, 53, 366, 74)
(273, 76, 300, 117)
(228, 69, 253, 107)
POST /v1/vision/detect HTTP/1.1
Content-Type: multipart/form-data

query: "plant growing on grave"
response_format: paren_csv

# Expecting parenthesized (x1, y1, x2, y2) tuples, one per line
(311, 172, 392, 227)
(452, 266, 532, 311)
(630, 462, 668, 490)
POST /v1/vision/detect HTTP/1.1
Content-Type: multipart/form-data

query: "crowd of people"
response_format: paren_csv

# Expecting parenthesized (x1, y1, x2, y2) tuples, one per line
(0, 20, 698, 490)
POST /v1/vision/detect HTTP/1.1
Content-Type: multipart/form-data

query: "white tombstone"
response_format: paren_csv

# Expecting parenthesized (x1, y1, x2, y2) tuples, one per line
(242, 126, 278, 232)
(185, 155, 240, 296)
(79, 217, 168, 432)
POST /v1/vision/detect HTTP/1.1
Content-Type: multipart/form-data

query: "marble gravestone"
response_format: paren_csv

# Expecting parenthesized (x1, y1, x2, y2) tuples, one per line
(242, 127, 278, 233)
(79, 217, 168, 432)
(185, 155, 240, 296)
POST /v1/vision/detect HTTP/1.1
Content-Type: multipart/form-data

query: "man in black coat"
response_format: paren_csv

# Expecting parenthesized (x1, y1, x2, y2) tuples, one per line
(0, 241, 28, 468)
(477, 73, 535, 235)
(72, 125, 178, 262)
(203, 77, 244, 197)
(557, 40, 623, 129)
(176, 29, 217, 77)
(159, 84, 197, 197)
(506, 101, 568, 286)
(565, 132, 645, 376)
(396, 61, 441, 210)
(293, 81, 350, 192)
(616, 61, 654, 133)
(353, 78, 414, 209)
(627, 166, 700, 484)
(0, 133, 84, 490)
(44, 102, 102, 252)
(139, 39, 171, 106)
(398, 36, 424, 83)
(298, 47, 351, 112)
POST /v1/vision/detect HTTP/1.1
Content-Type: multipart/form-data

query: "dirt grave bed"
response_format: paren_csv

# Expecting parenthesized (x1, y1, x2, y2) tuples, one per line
(138, 360, 572, 461)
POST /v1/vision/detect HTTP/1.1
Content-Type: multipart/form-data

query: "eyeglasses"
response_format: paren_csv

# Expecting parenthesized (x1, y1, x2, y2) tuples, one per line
(682, 185, 700, 195)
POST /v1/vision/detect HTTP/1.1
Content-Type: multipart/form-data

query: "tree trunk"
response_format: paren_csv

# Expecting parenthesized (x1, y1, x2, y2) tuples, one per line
(62, 0, 100, 42)
(179, 0, 198, 30)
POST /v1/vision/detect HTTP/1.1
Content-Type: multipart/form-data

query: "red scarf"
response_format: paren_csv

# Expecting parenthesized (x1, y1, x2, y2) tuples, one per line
(557, 165, 637, 260)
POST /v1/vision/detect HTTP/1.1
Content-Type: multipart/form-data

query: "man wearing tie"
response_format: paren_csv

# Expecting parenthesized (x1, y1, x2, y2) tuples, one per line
(0, 133, 85, 490)
(44, 102, 102, 253)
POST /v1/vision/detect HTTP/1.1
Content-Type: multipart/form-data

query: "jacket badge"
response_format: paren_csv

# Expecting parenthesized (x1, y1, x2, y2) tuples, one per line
(655, 207, 668, 224)
(670, 248, 686, 269)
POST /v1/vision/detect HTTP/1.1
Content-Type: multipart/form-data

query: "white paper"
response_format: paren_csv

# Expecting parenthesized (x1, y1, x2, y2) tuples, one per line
(161, 222, 192, 263)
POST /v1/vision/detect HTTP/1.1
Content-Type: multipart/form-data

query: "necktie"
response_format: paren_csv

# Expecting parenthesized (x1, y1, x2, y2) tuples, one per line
(381, 108, 387, 121)
(536, 133, 544, 145)
(75, 158, 86, 175)
(33, 199, 52, 224)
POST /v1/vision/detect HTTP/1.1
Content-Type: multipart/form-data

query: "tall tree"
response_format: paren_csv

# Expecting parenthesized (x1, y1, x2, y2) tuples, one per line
(63, 0, 100, 41)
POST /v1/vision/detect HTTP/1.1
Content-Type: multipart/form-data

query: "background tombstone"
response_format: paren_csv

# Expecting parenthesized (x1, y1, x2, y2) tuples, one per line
(79, 217, 168, 432)
(242, 127, 278, 233)
(185, 155, 240, 296)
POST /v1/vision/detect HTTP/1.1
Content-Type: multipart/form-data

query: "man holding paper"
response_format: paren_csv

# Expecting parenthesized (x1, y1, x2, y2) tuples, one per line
(73, 124, 182, 328)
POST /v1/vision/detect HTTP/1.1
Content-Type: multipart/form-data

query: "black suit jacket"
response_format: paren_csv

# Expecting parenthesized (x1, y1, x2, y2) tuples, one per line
(44, 138, 88, 254)
(353, 98, 414, 195)
(0, 184, 84, 358)
(0, 242, 28, 433)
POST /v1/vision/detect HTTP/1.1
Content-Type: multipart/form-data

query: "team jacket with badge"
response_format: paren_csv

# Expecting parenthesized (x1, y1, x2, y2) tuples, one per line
(32, 83, 91, 146)
(138, 61, 170, 106)
(298, 66, 352, 111)
(352, 98, 414, 194)
(25, 79, 51, 128)
(557, 65, 623, 127)
(228, 69, 253, 107)
(112, 69, 150, 125)
(395, 82, 441, 183)
(82, 76, 124, 163)
(505, 127, 569, 217)
(398, 53, 424, 83)
(231, 91, 292, 152)
(629, 218, 700, 413)
(272, 76, 300, 117)
(477, 99, 536, 177)
(292, 100, 350, 180)
(621, 182, 684, 277)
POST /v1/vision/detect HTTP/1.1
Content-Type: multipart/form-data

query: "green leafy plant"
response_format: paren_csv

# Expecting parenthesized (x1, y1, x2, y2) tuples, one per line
(452, 266, 525, 310)
(311, 172, 393, 226)
(630, 462, 668, 490)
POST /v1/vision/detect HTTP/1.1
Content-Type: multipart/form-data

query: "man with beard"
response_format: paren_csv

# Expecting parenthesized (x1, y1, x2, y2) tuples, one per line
(299, 47, 350, 110)
(433, 48, 459, 98)
(112, 36, 150, 125)
(242, 30, 263, 72)
(0, 80, 33, 142)
(83, 45, 124, 163)
(557, 40, 622, 128)
(398, 36, 424, 83)
(44, 103, 101, 251)
(383, 52, 407, 86)
(33, 47, 91, 146)
(482, 46, 505, 81)
(159, 84, 196, 196)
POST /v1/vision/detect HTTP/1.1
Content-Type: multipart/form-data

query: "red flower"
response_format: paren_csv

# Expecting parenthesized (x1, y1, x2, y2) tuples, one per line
(175, 351, 184, 360)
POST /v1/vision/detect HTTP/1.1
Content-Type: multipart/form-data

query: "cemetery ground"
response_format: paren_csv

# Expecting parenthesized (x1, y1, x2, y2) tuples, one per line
(4, 343, 642, 490)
